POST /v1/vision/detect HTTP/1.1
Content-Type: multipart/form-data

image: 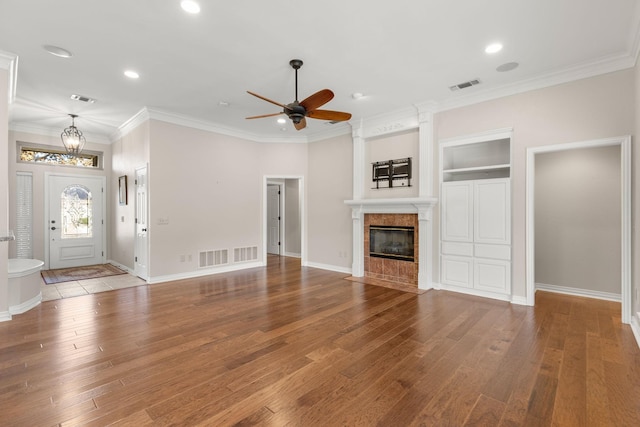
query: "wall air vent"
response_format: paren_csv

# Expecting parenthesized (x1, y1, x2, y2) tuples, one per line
(234, 246, 258, 263)
(449, 79, 481, 92)
(199, 249, 228, 268)
(70, 94, 96, 103)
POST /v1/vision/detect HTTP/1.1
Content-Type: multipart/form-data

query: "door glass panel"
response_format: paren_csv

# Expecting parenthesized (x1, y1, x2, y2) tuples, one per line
(61, 185, 93, 239)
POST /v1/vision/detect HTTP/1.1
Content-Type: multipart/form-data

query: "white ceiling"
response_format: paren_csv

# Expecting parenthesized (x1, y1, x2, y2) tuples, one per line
(1, 0, 639, 143)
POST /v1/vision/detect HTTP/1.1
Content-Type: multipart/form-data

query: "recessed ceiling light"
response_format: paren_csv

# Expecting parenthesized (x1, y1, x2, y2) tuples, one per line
(43, 45, 72, 58)
(181, 1, 201, 14)
(277, 118, 286, 124)
(496, 62, 519, 72)
(124, 70, 140, 79)
(352, 92, 364, 99)
(485, 43, 503, 54)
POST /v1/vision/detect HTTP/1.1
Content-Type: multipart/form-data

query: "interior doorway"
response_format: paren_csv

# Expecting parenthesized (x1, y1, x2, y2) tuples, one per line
(526, 136, 631, 323)
(263, 176, 304, 264)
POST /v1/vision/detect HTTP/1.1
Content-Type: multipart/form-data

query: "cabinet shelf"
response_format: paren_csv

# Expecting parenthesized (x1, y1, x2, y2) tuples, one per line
(443, 164, 510, 174)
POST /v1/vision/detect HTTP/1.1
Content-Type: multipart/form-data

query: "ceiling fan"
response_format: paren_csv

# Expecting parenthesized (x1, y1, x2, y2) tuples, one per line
(246, 59, 352, 130)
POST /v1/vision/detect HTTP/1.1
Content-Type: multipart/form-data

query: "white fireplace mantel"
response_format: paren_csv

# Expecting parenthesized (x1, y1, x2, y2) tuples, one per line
(345, 197, 438, 290)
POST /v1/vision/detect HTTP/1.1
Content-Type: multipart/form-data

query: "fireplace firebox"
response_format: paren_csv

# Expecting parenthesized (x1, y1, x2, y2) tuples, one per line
(369, 225, 415, 262)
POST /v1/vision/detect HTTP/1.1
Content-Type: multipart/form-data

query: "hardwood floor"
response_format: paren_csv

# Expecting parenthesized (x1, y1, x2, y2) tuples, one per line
(1, 255, 639, 426)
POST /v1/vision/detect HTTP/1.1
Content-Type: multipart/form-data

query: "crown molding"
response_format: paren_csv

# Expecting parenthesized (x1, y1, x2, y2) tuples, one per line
(9, 122, 111, 145)
(436, 52, 636, 113)
(0, 50, 18, 104)
(306, 122, 352, 143)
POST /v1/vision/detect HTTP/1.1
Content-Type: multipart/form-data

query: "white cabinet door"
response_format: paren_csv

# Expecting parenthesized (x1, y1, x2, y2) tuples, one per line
(474, 179, 510, 245)
(474, 258, 510, 293)
(441, 255, 473, 288)
(442, 182, 473, 242)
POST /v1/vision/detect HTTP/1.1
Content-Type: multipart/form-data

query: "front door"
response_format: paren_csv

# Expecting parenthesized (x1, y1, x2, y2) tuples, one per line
(47, 174, 105, 269)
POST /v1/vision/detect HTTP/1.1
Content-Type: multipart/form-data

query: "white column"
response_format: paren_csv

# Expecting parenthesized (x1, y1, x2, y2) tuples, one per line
(351, 208, 364, 277)
(352, 124, 365, 200)
(417, 102, 437, 198)
(417, 205, 434, 290)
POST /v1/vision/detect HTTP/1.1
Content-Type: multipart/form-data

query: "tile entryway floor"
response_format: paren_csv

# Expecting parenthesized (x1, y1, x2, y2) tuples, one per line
(41, 273, 147, 301)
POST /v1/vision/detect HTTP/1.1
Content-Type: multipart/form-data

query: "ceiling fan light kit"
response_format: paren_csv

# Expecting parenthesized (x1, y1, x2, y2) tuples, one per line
(246, 59, 352, 131)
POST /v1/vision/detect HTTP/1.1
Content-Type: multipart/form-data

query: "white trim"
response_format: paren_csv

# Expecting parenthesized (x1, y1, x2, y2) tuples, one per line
(283, 252, 301, 258)
(437, 53, 635, 113)
(0, 311, 11, 322)
(147, 261, 262, 284)
(9, 293, 42, 315)
(536, 283, 621, 302)
(0, 50, 18, 104)
(10, 120, 111, 145)
(631, 314, 640, 349)
(526, 136, 632, 322)
(107, 259, 134, 275)
(305, 261, 352, 275)
(510, 295, 528, 306)
(438, 283, 512, 302)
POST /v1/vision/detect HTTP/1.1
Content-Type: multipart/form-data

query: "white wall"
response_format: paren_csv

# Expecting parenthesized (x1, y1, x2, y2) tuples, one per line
(435, 69, 635, 300)
(535, 145, 621, 295)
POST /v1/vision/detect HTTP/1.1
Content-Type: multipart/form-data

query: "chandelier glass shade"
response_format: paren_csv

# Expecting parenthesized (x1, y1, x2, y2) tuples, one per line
(60, 114, 86, 156)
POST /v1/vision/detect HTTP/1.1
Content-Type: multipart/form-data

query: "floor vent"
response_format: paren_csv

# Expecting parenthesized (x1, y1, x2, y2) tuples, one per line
(199, 249, 228, 268)
(449, 79, 481, 91)
(234, 246, 258, 263)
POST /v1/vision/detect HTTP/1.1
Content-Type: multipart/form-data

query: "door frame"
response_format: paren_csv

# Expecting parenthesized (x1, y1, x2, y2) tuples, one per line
(262, 176, 304, 265)
(525, 135, 631, 323)
(134, 165, 149, 280)
(44, 172, 107, 270)
(266, 182, 282, 255)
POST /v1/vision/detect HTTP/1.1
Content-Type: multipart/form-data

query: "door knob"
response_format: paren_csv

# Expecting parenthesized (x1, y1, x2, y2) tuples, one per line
(142, 228, 147, 232)
(51, 226, 56, 230)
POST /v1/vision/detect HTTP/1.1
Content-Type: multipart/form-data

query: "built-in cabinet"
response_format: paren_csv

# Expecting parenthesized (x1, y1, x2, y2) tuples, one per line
(440, 130, 512, 299)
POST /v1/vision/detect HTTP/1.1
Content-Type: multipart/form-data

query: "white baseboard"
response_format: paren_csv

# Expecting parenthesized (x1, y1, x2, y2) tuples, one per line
(510, 295, 530, 306)
(147, 261, 263, 284)
(0, 311, 12, 322)
(631, 314, 640, 350)
(535, 282, 621, 302)
(304, 261, 352, 275)
(438, 283, 512, 302)
(9, 293, 42, 315)
(283, 252, 301, 258)
(107, 260, 134, 274)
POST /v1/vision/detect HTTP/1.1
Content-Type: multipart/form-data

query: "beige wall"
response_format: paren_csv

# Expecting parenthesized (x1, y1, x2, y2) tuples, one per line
(435, 69, 635, 299)
(284, 179, 301, 255)
(146, 120, 308, 278)
(364, 129, 419, 199)
(535, 145, 621, 294)
(635, 63, 640, 317)
(110, 120, 149, 269)
(307, 134, 353, 269)
(8, 131, 112, 266)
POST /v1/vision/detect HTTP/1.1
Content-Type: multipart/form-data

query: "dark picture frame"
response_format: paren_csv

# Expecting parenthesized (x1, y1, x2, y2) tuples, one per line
(118, 175, 128, 205)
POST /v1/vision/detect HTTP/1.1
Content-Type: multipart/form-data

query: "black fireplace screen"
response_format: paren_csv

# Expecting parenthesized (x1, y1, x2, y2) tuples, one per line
(369, 225, 415, 261)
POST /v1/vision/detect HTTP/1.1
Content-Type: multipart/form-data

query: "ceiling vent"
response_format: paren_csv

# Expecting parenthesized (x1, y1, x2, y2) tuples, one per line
(70, 94, 96, 103)
(449, 79, 481, 92)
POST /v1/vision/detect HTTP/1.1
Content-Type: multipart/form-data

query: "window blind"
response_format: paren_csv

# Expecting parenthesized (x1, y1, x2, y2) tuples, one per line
(15, 172, 33, 258)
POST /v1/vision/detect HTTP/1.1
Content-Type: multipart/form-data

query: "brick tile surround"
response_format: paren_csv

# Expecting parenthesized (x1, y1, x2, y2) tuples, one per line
(364, 213, 419, 287)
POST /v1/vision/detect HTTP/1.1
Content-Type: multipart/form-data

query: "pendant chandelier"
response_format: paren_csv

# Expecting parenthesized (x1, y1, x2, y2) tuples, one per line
(60, 114, 86, 156)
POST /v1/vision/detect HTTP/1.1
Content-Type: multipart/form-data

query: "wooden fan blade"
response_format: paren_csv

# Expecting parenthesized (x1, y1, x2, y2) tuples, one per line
(246, 112, 284, 119)
(307, 109, 352, 121)
(247, 91, 289, 109)
(300, 89, 334, 111)
(294, 117, 307, 130)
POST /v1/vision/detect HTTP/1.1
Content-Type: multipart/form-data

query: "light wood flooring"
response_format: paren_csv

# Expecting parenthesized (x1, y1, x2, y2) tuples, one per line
(1, 256, 639, 426)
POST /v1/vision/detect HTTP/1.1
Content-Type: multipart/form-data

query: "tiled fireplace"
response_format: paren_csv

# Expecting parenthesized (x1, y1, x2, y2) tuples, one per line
(345, 197, 438, 290)
(365, 214, 419, 286)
